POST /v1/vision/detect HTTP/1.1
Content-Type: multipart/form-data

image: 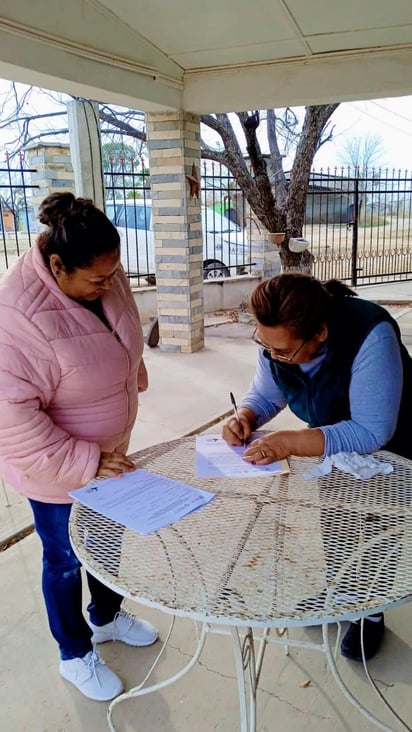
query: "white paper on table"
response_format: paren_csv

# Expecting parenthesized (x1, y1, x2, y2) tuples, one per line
(69, 469, 215, 535)
(196, 433, 289, 478)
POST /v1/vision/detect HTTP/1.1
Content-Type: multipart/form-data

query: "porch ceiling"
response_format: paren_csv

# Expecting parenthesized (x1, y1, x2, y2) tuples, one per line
(0, 0, 412, 112)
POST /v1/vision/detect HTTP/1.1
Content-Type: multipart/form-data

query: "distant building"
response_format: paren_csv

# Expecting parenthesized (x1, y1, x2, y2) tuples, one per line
(299, 172, 355, 225)
(0, 196, 16, 232)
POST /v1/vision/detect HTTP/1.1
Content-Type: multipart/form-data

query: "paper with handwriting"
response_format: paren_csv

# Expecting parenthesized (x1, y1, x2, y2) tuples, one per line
(196, 434, 289, 478)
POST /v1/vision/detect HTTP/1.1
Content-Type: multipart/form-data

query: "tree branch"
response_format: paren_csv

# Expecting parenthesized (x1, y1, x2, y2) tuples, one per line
(236, 111, 277, 228)
(201, 113, 259, 194)
(0, 111, 66, 130)
(200, 147, 228, 165)
(287, 104, 339, 234)
(4, 129, 70, 158)
(98, 111, 146, 141)
(267, 109, 287, 205)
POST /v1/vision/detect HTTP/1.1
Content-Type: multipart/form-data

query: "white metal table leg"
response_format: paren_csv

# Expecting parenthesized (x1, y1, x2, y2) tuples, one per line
(322, 622, 394, 732)
(107, 621, 209, 732)
(232, 627, 251, 732)
(231, 626, 270, 732)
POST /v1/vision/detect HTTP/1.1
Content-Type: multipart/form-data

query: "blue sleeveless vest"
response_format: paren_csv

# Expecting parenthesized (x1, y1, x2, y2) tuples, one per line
(264, 296, 412, 458)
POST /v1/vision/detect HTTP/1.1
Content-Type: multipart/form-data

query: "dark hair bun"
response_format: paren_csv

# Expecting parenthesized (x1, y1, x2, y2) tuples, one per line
(323, 279, 355, 298)
(38, 192, 93, 227)
(37, 191, 119, 272)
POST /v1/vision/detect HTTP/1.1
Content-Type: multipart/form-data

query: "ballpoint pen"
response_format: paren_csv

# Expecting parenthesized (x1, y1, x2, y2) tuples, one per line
(230, 391, 245, 446)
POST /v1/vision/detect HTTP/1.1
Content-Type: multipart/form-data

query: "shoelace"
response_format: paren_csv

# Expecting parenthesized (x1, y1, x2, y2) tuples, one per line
(85, 651, 105, 687)
(112, 610, 135, 640)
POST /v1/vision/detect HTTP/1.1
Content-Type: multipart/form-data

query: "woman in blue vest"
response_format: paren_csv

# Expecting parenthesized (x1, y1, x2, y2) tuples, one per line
(222, 273, 412, 662)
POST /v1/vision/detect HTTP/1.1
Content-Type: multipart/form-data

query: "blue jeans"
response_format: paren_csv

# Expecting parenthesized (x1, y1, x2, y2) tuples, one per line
(29, 499, 124, 660)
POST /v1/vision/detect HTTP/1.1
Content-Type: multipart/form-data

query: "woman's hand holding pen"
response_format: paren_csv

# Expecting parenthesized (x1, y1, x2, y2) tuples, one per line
(243, 428, 325, 464)
(242, 432, 290, 464)
(222, 407, 255, 446)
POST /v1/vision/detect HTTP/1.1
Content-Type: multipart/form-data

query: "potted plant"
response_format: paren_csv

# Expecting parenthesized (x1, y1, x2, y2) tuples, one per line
(267, 232, 285, 245)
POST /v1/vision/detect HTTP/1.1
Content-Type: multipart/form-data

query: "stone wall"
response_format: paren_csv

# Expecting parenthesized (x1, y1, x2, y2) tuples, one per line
(26, 143, 75, 210)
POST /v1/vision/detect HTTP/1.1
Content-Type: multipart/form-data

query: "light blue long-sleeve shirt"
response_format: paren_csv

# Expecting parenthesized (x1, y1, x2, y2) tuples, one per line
(240, 321, 403, 456)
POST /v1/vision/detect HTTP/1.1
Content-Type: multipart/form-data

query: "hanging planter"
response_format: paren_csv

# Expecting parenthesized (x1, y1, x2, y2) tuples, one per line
(289, 237, 310, 253)
(267, 232, 285, 245)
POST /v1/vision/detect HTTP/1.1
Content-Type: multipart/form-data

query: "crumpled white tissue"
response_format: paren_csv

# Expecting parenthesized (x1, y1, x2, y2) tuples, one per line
(303, 451, 394, 480)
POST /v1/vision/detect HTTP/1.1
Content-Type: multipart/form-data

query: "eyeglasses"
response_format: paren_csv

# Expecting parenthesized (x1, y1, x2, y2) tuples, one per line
(252, 328, 307, 362)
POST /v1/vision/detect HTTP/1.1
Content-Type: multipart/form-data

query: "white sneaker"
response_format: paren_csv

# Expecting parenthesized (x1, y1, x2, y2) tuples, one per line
(59, 650, 124, 701)
(90, 610, 158, 647)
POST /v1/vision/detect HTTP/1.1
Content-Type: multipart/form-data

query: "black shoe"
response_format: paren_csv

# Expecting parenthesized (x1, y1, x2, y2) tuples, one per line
(340, 614, 385, 661)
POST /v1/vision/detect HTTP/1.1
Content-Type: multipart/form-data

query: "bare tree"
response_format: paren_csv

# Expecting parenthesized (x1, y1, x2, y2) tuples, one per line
(0, 84, 146, 152)
(336, 134, 388, 220)
(337, 134, 387, 174)
(0, 82, 339, 270)
(202, 107, 339, 269)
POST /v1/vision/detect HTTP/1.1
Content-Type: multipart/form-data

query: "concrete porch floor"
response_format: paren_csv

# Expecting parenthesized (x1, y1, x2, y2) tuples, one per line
(1, 281, 412, 732)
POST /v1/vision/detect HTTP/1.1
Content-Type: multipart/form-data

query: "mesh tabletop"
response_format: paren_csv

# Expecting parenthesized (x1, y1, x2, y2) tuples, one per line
(70, 438, 412, 628)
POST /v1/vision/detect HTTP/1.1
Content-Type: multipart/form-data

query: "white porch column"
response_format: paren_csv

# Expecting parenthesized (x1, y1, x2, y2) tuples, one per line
(146, 111, 204, 353)
(67, 100, 105, 210)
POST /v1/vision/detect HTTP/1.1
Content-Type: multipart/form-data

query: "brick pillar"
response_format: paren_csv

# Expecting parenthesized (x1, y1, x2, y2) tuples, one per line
(248, 213, 265, 275)
(26, 143, 75, 211)
(263, 231, 283, 277)
(247, 214, 282, 278)
(146, 112, 204, 353)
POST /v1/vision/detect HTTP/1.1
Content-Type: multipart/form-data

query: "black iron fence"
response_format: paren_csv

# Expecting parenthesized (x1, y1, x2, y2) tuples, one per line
(104, 155, 152, 284)
(0, 153, 39, 274)
(306, 168, 412, 285)
(104, 157, 253, 282)
(2, 152, 412, 289)
(201, 161, 253, 278)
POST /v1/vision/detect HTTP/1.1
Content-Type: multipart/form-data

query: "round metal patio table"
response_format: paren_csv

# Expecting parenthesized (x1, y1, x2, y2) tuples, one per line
(69, 437, 412, 732)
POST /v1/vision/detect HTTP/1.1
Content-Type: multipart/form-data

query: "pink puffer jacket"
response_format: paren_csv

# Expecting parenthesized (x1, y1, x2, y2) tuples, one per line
(0, 242, 147, 503)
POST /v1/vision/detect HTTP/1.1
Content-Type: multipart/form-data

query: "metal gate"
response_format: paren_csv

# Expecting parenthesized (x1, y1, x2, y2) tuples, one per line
(305, 169, 412, 286)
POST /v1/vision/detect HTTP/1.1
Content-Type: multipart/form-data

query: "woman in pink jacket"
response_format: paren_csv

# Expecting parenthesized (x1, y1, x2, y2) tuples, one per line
(0, 193, 158, 701)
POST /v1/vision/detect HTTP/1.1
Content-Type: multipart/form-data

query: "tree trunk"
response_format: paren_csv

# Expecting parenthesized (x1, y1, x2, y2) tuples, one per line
(201, 106, 340, 274)
(278, 246, 314, 273)
(286, 104, 339, 239)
